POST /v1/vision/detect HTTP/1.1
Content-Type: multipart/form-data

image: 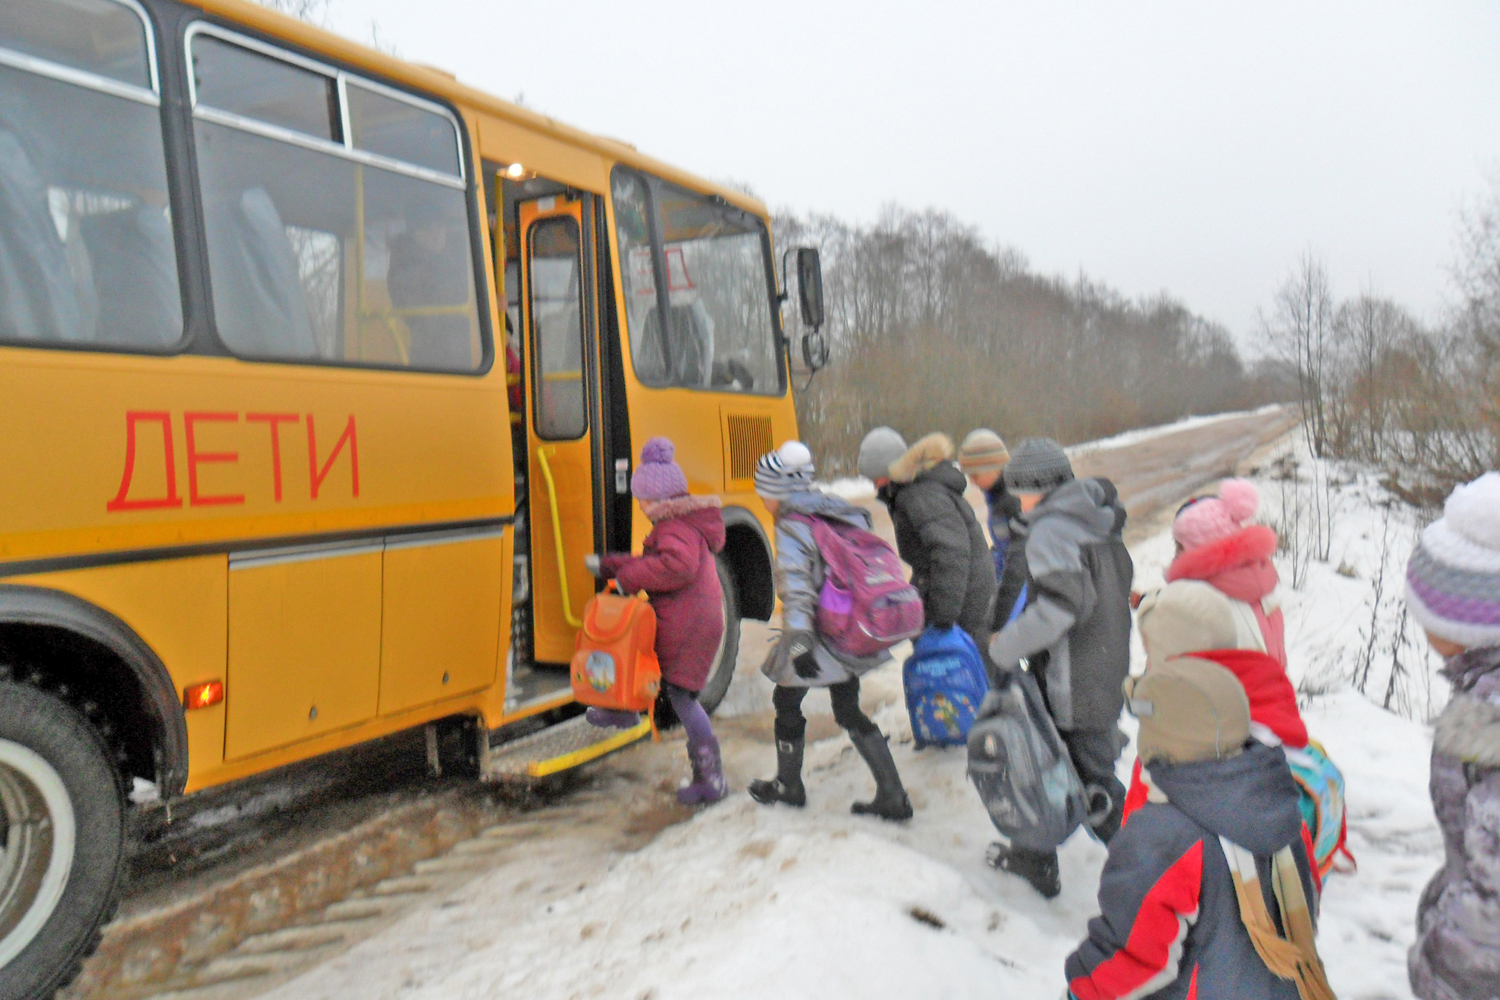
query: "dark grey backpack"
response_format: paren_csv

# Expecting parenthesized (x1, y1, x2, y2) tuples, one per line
(966, 667, 1091, 852)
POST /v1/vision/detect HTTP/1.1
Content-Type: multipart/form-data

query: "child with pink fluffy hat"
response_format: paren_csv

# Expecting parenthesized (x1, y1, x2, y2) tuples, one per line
(1161, 477, 1286, 667)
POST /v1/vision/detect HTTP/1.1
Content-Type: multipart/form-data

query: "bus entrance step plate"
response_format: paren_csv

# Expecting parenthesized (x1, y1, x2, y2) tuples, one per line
(482, 715, 651, 781)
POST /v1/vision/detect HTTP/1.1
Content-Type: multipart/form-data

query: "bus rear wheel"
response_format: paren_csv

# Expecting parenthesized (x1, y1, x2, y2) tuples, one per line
(696, 555, 742, 715)
(0, 679, 125, 1000)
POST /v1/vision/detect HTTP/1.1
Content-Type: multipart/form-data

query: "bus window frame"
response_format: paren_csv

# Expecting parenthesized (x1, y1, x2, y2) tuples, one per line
(525, 210, 590, 443)
(180, 19, 494, 377)
(610, 165, 787, 399)
(0, 0, 195, 358)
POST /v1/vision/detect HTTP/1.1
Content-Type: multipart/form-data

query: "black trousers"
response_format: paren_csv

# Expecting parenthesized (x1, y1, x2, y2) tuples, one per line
(1061, 727, 1127, 844)
(772, 677, 879, 743)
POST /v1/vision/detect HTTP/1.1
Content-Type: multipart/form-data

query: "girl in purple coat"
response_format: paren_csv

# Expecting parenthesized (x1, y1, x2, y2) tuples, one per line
(1403, 471, 1500, 1000)
(587, 437, 728, 806)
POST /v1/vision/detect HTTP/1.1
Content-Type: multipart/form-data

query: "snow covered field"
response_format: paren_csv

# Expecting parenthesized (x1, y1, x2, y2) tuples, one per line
(268, 434, 1445, 1000)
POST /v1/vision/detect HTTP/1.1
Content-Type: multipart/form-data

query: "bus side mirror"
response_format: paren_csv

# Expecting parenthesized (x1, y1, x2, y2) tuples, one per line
(802, 329, 829, 371)
(796, 248, 825, 330)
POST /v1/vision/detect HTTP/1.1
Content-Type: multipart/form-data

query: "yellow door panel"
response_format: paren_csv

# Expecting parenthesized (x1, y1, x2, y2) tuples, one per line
(522, 197, 598, 664)
(226, 546, 382, 759)
(380, 533, 504, 715)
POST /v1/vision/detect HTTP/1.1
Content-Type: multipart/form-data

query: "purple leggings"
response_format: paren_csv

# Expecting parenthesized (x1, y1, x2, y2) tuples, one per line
(666, 684, 715, 746)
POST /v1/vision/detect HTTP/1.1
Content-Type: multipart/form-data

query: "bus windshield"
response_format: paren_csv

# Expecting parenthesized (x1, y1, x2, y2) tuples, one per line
(612, 168, 782, 395)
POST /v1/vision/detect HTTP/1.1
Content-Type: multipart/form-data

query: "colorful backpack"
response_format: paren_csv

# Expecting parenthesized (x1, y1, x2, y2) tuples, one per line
(903, 625, 989, 747)
(1284, 739, 1355, 880)
(786, 513, 924, 659)
(570, 582, 662, 718)
(967, 665, 1090, 851)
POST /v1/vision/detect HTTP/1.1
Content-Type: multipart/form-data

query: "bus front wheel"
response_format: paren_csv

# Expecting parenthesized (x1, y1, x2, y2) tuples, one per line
(0, 679, 125, 1000)
(696, 555, 742, 715)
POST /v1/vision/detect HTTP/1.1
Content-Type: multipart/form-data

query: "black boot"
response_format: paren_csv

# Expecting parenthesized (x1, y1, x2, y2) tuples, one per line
(749, 735, 806, 807)
(849, 730, 913, 821)
(986, 842, 1061, 899)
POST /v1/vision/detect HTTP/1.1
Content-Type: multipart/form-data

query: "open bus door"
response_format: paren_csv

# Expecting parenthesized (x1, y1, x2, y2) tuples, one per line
(518, 195, 601, 667)
(475, 189, 651, 783)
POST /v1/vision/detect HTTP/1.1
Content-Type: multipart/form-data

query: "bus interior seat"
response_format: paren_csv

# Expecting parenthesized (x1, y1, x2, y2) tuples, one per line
(637, 300, 714, 388)
(203, 187, 318, 358)
(79, 205, 182, 347)
(0, 130, 91, 342)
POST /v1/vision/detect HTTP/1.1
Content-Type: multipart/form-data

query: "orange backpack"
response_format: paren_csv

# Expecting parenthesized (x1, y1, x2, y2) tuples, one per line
(570, 582, 662, 719)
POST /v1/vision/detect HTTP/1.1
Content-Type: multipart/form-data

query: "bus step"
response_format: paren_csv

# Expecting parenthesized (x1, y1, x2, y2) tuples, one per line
(481, 714, 651, 783)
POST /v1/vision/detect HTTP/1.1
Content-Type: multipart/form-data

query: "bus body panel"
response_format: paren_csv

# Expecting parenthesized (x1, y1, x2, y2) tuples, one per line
(0, 0, 794, 805)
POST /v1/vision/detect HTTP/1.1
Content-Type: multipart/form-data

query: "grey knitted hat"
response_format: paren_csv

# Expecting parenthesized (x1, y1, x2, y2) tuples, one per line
(1003, 437, 1074, 492)
(857, 426, 907, 482)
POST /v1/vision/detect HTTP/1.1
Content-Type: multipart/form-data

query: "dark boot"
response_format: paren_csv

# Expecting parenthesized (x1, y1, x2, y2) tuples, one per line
(585, 707, 639, 729)
(849, 730, 913, 821)
(986, 842, 1061, 899)
(748, 736, 806, 807)
(678, 737, 727, 806)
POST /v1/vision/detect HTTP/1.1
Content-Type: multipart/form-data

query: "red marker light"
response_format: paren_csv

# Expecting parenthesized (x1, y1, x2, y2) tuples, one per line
(183, 680, 224, 710)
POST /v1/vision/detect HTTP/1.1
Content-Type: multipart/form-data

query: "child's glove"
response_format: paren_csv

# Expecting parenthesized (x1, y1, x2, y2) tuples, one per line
(583, 554, 602, 578)
(773, 629, 819, 680)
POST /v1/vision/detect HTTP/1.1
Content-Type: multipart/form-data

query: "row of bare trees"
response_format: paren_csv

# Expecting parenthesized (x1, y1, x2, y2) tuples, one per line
(774, 207, 1289, 475)
(1262, 179, 1500, 505)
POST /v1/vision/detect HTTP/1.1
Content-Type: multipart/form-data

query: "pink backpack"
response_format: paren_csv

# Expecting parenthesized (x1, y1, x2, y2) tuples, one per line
(787, 513, 924, 658)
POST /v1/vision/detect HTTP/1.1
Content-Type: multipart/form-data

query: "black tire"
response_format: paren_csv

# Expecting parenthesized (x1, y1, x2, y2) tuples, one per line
(0, 680, 125, 1000)
(696, 555, 743, 715)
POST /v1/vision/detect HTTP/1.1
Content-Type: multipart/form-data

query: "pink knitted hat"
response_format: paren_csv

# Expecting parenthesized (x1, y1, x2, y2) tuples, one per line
(1172, 478, 1260, 552)
(631, 437, 688, 501)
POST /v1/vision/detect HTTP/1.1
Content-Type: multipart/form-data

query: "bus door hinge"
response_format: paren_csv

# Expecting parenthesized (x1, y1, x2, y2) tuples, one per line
(614, 458, 630, 494)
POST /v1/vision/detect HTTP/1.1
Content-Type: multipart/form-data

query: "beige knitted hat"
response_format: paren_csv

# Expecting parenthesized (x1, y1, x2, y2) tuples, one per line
(958, 429, 1010, 475)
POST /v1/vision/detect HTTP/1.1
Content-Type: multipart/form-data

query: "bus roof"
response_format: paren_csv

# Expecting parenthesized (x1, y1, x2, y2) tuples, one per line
(191, 0, 771, 220)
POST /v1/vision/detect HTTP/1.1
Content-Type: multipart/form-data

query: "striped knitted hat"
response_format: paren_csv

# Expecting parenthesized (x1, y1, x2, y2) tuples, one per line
(958, 429, 1010, 475)
(754, 440, 815, 501)
(1002, 437, 1074, 492)
(1405, 472, 1500, 649)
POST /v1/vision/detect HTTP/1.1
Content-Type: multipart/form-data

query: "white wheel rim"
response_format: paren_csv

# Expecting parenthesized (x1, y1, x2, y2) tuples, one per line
(0, 740, 75, 968)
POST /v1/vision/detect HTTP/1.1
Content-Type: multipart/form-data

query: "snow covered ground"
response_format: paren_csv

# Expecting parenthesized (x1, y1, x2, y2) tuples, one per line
(267, 431, 1445, 1000)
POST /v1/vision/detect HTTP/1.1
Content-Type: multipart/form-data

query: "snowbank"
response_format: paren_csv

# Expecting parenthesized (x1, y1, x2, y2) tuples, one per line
(1068, 404, 1286, 456)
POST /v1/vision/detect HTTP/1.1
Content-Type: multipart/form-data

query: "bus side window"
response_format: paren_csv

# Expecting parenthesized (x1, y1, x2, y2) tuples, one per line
(0, 0, 183, 349)
(188, 28, 484, 372)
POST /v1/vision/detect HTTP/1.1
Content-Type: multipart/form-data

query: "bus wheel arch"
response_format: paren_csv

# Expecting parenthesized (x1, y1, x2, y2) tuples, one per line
(719, 508, 774, 622)
(0, 585, 190, 800)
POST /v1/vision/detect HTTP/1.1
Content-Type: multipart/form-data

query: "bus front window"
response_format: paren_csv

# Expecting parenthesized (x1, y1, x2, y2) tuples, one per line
(611, 168, 783, 396)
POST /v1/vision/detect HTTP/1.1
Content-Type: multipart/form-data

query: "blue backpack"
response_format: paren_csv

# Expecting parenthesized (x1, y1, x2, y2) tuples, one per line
(903, 625, 989, 748)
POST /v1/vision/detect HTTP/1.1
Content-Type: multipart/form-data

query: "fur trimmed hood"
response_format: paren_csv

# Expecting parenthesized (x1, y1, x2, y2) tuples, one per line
(1435, 645, 1500, 767)
(1166, 524, 1279, 603)
(889, 432, 956, 484)
(640, 493, 722, 524)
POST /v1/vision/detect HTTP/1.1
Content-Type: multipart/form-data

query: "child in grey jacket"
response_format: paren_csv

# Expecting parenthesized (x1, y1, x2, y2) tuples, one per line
(984, 438, 1134, 898)
(747, 441, 913, 821)
(1404, 471, 1500, 1000)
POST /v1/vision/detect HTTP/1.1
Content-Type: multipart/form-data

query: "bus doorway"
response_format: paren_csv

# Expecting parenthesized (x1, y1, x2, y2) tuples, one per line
(485, 164, 620, 713)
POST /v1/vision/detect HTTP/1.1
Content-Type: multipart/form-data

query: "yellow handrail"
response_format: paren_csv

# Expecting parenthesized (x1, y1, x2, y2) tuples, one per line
(535, 445, 583, 628)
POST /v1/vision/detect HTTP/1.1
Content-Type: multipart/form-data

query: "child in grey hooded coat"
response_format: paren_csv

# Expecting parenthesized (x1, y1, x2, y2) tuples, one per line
(1404, 471, 1500, 1000)
(747, 441, 913, 821)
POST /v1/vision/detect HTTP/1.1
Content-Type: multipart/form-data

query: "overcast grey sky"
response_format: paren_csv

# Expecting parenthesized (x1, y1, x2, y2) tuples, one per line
(322, 0, 1500, 343)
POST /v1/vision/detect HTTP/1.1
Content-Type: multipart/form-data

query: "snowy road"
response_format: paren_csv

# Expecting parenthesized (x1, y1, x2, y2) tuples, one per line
(85, 404, 1444, 1000)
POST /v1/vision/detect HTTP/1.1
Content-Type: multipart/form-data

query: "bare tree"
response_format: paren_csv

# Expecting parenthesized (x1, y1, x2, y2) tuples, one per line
(255, 0, 330, 23)
(1263, 255, 1335, 458)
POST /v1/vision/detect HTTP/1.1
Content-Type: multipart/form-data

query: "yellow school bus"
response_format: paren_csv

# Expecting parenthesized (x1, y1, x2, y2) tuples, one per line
(0, 0, 828, 993)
